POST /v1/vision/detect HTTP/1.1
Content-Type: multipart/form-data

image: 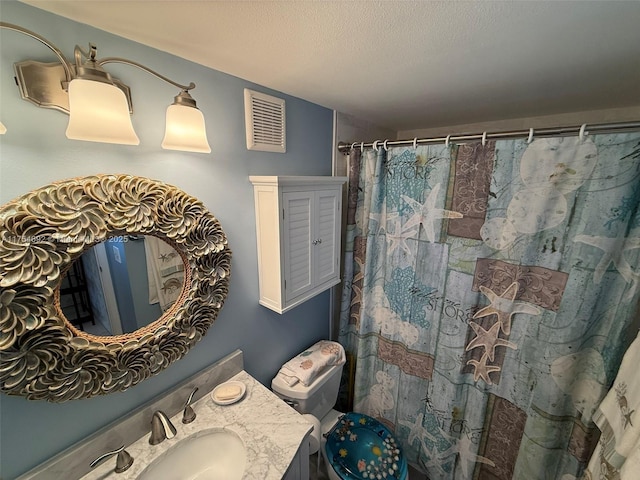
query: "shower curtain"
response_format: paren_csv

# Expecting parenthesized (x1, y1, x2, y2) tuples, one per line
(337, 133, 640, 479)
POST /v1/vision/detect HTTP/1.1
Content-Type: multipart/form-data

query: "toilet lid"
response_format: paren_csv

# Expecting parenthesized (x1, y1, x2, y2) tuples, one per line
(324, 412, 407, 480)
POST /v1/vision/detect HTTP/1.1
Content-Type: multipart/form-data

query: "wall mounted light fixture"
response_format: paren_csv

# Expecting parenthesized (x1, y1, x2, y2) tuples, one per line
(0, 22, 211, 153)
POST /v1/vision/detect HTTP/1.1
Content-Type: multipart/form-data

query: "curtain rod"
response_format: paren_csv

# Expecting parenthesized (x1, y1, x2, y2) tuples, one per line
(337, 121, 640, 153)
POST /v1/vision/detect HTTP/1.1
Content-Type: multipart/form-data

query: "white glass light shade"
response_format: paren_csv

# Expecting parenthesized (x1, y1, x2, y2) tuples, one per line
(0, 121, 6, 135)
(65, 79, 139, 145)
(162, 104, 211, 153)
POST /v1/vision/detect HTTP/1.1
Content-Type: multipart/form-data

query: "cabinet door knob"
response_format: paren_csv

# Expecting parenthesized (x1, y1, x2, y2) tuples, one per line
(317, 238, 322, 244)
(312, 239, 318, 245)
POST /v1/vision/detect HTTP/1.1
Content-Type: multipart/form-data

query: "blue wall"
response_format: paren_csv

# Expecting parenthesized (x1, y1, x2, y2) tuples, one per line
(0, 2, 334, 478)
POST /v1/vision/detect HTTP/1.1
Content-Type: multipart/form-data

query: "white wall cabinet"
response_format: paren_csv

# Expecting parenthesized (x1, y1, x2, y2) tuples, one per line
(250, 176, 347, 314)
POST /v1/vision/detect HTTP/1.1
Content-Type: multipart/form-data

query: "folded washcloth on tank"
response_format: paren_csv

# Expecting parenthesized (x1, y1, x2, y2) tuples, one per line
(278, 340, 346, 387)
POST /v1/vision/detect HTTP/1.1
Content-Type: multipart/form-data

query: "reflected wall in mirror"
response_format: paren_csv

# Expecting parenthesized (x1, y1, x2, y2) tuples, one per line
(0, 174, 232, 401)
(61, 236, 185, 336)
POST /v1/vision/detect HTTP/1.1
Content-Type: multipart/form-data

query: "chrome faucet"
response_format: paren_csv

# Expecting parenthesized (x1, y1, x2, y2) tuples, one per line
(89, 445, 134, 474)
(182, 387, 199, 424)
(149, 410, 177, 445)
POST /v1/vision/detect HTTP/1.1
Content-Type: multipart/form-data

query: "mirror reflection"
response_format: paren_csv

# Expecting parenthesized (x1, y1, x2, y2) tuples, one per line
(60, 235, 185, 336)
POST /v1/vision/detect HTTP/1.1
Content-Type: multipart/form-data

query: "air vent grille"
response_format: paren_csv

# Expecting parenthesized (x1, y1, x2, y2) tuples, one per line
(244, 89, 286, 153)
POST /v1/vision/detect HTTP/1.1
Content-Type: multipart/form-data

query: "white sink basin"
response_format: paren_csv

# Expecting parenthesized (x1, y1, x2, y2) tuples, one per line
(137, 428, 246, 480)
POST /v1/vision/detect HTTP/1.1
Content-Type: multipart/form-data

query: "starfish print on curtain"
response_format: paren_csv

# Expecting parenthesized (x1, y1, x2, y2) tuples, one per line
(465, 319, 517, 362)
(420, 441, 449, 477)
(386, 216, 417, 256)
(398, 412, 438, 446)
(437, 433, 496, 478)
(401, 182, 463, 243)
(466, 352, 502, 384)
(473, 281, 542, 335)
(574, 230, 640, 301)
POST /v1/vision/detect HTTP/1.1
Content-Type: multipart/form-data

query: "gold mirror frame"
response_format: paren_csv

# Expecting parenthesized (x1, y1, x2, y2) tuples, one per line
(0, 174, 231, 401)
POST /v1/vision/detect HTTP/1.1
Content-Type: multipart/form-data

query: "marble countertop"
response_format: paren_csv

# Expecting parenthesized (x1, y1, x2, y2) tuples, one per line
(82, 371, 312, 480)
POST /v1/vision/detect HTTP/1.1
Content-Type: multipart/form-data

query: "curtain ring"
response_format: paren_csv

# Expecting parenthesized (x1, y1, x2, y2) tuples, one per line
(527, 128, 534, 144)
(360, 142, 364, 153)
(413, 137, 418, 149)
(481, 132, 487, 147)
(445, 135, 451, 148)
(373, 140, 379, 151)
(579, 124, 588, 142)
(350, 142, 357, 150)
(383, 139, 389, 151)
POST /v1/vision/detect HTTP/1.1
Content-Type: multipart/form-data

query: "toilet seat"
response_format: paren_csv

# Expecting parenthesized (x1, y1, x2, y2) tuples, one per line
(323, 412, 408, 480)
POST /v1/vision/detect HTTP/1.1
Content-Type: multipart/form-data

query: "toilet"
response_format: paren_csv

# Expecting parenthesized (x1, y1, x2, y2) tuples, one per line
(272, 357, 409, 480)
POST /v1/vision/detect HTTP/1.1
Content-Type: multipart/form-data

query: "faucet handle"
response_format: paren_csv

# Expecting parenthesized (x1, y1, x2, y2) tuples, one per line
(182, 386, 199, 424)
(90, 445, 134, 474)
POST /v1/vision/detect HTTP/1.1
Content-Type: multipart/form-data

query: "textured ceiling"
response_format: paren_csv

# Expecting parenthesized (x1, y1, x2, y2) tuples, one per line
(20, 0, 640, 132)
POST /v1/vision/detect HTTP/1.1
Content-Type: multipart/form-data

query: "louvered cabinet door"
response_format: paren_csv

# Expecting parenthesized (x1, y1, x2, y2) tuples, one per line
(283, 191, 314, 302)
(313, 190, 340, 287)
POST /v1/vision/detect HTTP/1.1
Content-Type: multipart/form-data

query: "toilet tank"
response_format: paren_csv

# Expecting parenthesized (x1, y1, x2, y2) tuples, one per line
(271, 363, 343, 419)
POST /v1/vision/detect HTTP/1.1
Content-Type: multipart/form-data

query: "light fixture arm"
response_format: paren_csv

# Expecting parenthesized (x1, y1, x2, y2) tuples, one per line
(74, 43, 98, 66)
(0, 21, 73, 82)
(97, 57, 196, 92)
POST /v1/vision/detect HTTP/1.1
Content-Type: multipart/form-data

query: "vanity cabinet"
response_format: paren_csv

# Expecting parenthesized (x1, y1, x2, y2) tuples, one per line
(250, 176, 347, 314)
(283, 438, 310, 480)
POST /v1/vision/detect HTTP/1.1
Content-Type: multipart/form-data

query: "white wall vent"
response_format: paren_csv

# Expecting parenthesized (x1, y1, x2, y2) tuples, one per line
(244, 88, 286, 153)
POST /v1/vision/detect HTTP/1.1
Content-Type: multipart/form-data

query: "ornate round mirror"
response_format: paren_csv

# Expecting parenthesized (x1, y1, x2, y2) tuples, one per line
(0, 174, 231, 401)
